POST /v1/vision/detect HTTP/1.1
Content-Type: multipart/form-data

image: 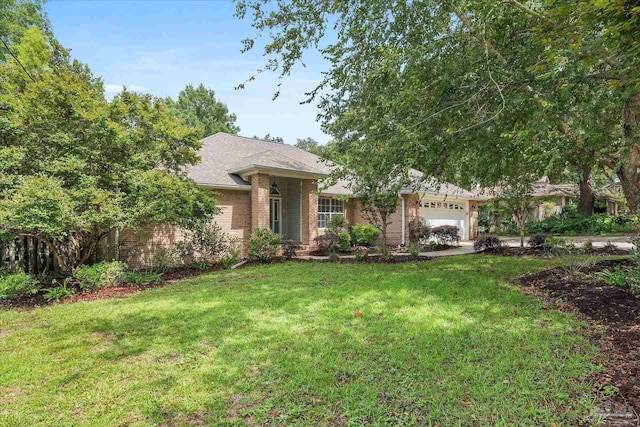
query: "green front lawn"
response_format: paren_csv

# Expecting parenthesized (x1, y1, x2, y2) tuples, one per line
(1, 256, 602, 426)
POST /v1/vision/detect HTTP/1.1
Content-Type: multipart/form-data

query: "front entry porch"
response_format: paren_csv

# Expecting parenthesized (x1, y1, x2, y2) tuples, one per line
(250, 173, 318, 246)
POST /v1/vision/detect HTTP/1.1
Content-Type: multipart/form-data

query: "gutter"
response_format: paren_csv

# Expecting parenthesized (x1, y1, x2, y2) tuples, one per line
(197, 183, 252, 191)
(401, 197, 406, 246)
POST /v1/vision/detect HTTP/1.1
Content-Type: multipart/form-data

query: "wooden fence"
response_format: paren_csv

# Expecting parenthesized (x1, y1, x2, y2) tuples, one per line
(0, 237, 57, 275)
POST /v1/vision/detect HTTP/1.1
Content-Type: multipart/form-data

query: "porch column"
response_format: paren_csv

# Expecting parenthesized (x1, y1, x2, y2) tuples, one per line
(251, 173, 270, 231)
(469, 201, 479, 240)
(301, 180, 318, 246)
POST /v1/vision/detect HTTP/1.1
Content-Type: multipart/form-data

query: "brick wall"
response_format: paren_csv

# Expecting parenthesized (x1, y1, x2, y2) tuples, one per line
(119, 188, 251, 269)
(251, 173, 270, 230)
(351, 195, 416, 246)
(301, 180, 318, 246)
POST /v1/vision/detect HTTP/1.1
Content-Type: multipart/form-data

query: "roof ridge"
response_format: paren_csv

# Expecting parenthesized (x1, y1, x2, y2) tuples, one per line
(208, 132, 301, 150)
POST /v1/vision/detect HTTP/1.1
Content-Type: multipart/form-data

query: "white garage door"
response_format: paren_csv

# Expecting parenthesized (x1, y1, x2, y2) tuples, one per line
(419, 200, 467, 240)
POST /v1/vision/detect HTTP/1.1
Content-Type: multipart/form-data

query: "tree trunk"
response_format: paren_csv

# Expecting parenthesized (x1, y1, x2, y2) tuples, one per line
(619, 93, 640, 213)
(381, 219, 388, 255)
(577, 164, 593, 216)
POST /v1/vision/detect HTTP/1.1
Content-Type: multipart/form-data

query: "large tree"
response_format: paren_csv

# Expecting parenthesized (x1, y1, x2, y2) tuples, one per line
(0, 16, 217, 272)
(323, 138, 409, 254)
(234, 0, 640, 211)
(168, 83, 239, 139)
(295, 137, 321, 154)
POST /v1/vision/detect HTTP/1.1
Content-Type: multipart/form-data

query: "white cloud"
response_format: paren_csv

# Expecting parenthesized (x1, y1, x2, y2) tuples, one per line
(104, 83, 148, 95)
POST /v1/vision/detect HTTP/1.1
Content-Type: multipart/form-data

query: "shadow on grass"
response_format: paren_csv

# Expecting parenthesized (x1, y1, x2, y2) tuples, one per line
(0, 256, 599, 426)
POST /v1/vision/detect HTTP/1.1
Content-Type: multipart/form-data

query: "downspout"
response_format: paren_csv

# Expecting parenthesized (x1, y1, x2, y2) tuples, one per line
(401, 197, 406, 246)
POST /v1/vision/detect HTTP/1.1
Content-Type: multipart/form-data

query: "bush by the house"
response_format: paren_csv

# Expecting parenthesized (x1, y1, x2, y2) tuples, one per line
(222, 236, 244, 266)
(44, 279, 75, 302)
(178, 222, 228, 262)
(408, 217, 431, 244)
(152, 247, 182, 272)
(327, 214, 349, 234)
(408, 242, 421, 257)
(75, 261, 127, 292)
(431, 225, 460, 245)
(125, 271, 162, 286)
(282, 240, 301, 259)
(247, 228, 282, 261)
(528, 234, 548, 249)
(0, 272, 40, 300)
(338, 231, 351, 252)
(352, 224, 380, 246)
(473, 236, 504, 252)
(314, 234, 340, 255)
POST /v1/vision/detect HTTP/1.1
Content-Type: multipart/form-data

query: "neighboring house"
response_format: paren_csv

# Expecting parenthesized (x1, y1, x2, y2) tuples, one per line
(118, 133, 482, 268)
(477, 177, 624, 228)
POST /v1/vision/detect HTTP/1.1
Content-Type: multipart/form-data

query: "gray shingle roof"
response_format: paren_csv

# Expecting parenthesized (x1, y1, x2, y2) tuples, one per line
(186, 132, 331, 188)
(187, 133, 478, 199)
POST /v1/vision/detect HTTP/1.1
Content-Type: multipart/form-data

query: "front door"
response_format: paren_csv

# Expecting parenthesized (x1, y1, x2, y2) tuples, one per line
(269, 197, 282, 234)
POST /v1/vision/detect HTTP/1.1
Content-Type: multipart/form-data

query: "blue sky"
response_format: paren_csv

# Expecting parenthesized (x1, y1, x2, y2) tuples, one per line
(45, 0, 330, 144)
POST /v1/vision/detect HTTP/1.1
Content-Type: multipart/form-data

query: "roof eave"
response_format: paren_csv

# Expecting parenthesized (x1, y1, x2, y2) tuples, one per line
(228, 164, 328, 180)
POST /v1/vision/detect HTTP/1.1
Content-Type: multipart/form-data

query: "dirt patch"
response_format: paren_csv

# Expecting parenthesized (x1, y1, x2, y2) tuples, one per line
(485, 246, 629, 257)
(516, 260, 640, 425)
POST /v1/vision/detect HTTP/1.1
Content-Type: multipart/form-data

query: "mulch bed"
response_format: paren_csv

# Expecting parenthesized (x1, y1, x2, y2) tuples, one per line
(238, 254, 438, 269)
(484, 246, 629, 257)
(308, 244, 455, 257)
(0, 265, 227, 311)
(516, 260, 640, 426)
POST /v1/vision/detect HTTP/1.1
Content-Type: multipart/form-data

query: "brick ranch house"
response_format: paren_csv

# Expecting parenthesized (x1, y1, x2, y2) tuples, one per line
(117, 133, 482, 268)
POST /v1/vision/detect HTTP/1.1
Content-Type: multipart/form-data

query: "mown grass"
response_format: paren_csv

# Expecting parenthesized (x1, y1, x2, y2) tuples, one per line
(0, 255, 604, 426)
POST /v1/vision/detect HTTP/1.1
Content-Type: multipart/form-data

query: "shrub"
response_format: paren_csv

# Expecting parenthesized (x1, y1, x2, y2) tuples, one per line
(152, 247, 181, 272)
(408, 242, 421, 257)
(525, 208, 639, 236)
(224, 236, 244, 264)
(597, 267, 629, 287)
(427, 240, 438, 250)
(0, 272, 40, 300)
(327, 214, 349, 234)
(384, 253, 394, 262)
(473, 236, 504, 252)
(338, 231, 351, 252)
(528, 234, 548, 249)
(178, 222, 228, 262)
(328, 253, 340, 262)
(352, 224, 380, 246)
(314, 233, 339, 255)
(582, 239, 594, 252)
(408, 217, 430, 243)
(247, 228, 282, 261)
(282, 240, 301, 259)
(125, 271, 162, 286)
(354, 252, 364, 261)
(75, 261, 127, 292)
(431, 225, 460, 245)
(44, 279, 75, 302)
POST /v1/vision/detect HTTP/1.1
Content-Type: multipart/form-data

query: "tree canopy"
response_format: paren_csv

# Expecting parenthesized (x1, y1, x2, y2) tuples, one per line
(253, 133, 284, 143)
(294, 137, 321, 154)
(235, 0, 640, 211)
(0, 8, 217, 272)
(167, 83, 239, 139)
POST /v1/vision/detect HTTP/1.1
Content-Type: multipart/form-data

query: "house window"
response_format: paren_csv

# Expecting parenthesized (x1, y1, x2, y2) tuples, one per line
(318, 198, 344, 228)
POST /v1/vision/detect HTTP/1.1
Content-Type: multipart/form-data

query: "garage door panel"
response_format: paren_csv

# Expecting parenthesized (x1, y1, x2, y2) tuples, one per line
(419, 205, 466, 240)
